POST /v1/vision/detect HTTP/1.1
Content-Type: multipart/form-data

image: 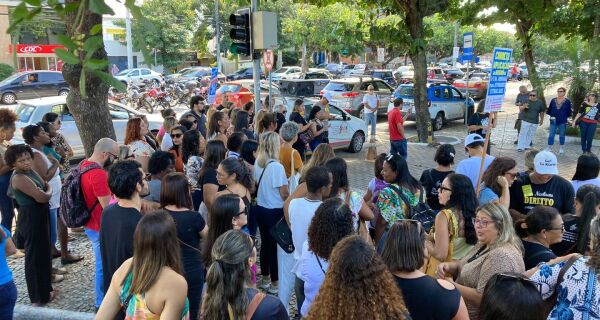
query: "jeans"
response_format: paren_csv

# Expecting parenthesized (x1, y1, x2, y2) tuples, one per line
(49, 208, 58, 248)
(277, 246, 296, 313)
(255, 205, 282, 282)
(0, 172, 14, 231)
(0, 280, 17, 320)
(390, 140, 407, 158)
(85, 228, 104, 307)
(517, 121, 538, 150)
(363, 112, 377, 136)
(580, 121, 597, 152)
(547, 120, 566, 146)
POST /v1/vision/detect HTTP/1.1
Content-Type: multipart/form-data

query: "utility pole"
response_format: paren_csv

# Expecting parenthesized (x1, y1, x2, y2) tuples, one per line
(252, 0, 261, 113)
(215, 0, 221, 72)
(126, 8, 133, 69)
(452, 21, 458, 67)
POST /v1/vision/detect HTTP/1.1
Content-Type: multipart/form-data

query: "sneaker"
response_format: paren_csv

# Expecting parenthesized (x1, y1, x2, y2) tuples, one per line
(267, 284, 279, 295)
(559, 147, 565, 155)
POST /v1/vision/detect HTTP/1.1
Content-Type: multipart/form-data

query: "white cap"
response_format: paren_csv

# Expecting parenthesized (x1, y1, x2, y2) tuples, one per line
(322, 91, 333, 102)
(464, 133, 484, 147)
(534, 151, 559, 175)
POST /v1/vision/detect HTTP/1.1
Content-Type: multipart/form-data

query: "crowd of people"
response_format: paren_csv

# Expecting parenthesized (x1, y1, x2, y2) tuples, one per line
(0, 89, 600, 320)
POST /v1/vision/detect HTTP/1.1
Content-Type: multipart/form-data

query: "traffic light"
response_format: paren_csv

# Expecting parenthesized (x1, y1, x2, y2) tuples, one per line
(229, 8, 252, 58)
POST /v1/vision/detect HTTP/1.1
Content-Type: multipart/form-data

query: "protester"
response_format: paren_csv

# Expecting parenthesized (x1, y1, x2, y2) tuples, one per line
(197, 140, 226, 218)
(363, 153, 389, 237)
(306, 235, 410, 319)
(298, 144, 334, 183)
(437, 203, 525, 319)
(571, 91, 599, 153)
(479, 157, 518, 207)
(468, 100, 494, 154)
(545, 87, 572, 155)
(0, 223, 16, 318)
(517, 89, 546, 152)
(80, 138, 119, 308)
(514, 85, 530, 145)
(207, 111, 230, 145)
(181, 95, 207, 138)
(125, 117, 154, 171)
(427, 173, 478, 272)
(257, 112, 278, 136)
(552, 184, 600, 256)
(138, 115, 159, 152)
(515, 206, 563, 269)
(275, 104, 287, 133)
(215, 157, 253, 230)
(182, 129, 205, 210)
(509, 151, 575, 215)
(160, 116, 178, 151)
(295, 197, 353, 317)
(254, 132, 289, 294)
(226, 132, 246, 159)
(289, 98, 313, 160)
(388, 98, 408, 157)
(306, 107, 329, 151)
(375, 154, 421, 242)
(420, 144, 455, 211)
(571, 153, 600, 192)
(382, 220, 469, 320)
(202, 230, 288, 319)
(234, 110, 256, 140)
(362, 85, 378, 140)
(279, 122, 303, 178)
(161, 172, 207, 320)
(456, 133, 495, 188)
(527, 215, 600, 318)
(0, 109, 17, 231)
(144, 151, 175, 203)
(42, 112, 74, 176)
(241, 139, 259, 171)
(158, 108, 177, 144)
(96, 211, 189, 319)
(6, 144, 55, 305)
(479, 273, 545, 320)
(100, 160, 146, 303)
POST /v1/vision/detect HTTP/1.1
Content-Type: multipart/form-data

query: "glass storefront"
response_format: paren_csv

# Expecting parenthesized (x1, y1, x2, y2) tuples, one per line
(17, 56, 60, 71)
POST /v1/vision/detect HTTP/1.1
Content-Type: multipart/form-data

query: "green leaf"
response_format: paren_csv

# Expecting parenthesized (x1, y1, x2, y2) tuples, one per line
(84, 58, 108, 70)
(54, 49, 80, 65)
(24, 0, 42, 6)
(83, 36, 103, 53)
(79, 69, 86, 98)
(12, 3, 28, 20)
(89, 0, 115, 15)
(57, 35, 78, 51)
(90, 24, 103, 36)
(92, 70, 127, 93)
(63, 2, 79, 13)
(24, 7, 42, 21)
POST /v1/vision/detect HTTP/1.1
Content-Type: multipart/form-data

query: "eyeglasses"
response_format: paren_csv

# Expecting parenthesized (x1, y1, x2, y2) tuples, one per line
(107, 152, 118, 159)
(172, 133, 183, 138)
(236, 207, 248, 216)
(438, 186, 452, 193)
(505, 172, 518, 179)
(548, 224, 565, 233)
(472, 217, 494, 228)
(495, 273, 543, 292)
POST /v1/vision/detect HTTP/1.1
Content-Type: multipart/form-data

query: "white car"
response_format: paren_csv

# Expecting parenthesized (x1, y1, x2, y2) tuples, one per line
(11, 96, 162, 158)
(274, 96, 367, 153)
(345, 64, 366, 77)
(271, 67, 302, 81)
(114, 68, 164, 86)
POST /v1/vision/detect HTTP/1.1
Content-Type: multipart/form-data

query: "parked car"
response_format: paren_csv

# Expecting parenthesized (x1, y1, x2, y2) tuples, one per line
(393, 66, 415, 84)
(275, 96, 367, 153)
(453, 72, 489, 99)
(388, 83, 474, 131)
(0, 71, 69, 104)
(444, 69, 464, 83)
(164, 67, 194, 82)
(271, 66, 302, 81)
(344, 64, 366, 77)
(320, 76, 394, 117)
(325, 63, 344, 77)
(11, 96, 161, 158)
(367, 69, 396, 87)
(114, 68, 163, 86)
(214, 80, 280, 108)
(226, 67, 266, 81)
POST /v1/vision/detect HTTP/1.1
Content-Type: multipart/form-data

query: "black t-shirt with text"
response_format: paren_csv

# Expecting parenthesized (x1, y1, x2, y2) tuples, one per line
(419, 168, 453, 210)
(509, 174, 575, 215)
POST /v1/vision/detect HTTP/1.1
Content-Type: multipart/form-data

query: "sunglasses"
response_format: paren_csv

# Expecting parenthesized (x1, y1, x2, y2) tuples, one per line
(529, 94, 537, 97)
(172, 133, 183, 138)
(144, 173, 151, 181)
(505, 172, 518, 179)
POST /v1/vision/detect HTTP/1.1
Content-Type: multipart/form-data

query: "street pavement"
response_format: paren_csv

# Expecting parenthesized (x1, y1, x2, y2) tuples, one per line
(8, 79, 587, 314)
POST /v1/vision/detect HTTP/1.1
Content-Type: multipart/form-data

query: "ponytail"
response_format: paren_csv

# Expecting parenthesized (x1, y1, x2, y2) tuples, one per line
(514, 206, 559, 238)
(515, 219, 529, 238)
(220, 157, 255, 192)
(577, 191, 599, 253)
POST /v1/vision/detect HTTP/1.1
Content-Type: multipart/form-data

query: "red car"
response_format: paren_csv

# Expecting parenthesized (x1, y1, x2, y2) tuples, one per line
(214, 80, 280, 108)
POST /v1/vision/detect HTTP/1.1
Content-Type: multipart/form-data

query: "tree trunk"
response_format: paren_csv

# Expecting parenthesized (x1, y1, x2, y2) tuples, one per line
(516, 21, 546, 106)
(62, 0, 116, 158)
(301, 42, 308, 72)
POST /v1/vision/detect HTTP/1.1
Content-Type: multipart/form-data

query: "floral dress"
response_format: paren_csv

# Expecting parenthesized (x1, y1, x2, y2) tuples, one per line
(128, 139, 154, 158)
(185, 156, 203, 190)
(340, 190, 364, 230)
(52, 133, 72, 176)
(377, 183, 418, 226)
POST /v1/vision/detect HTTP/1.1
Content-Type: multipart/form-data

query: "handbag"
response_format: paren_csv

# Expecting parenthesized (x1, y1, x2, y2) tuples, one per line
(542, 254, 582, 317)
(270, 217, 294, 253)
(288, 149, 300, 194)
(299, 126, 313, 144)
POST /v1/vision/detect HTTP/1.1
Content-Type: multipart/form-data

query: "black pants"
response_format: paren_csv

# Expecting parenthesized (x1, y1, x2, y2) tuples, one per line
(0, 173, 14, 231)
(295, 276, 305, 315)
(18, 203, 53, 303)
(184, 264, 204, 320)
(255, 205, 282, 282)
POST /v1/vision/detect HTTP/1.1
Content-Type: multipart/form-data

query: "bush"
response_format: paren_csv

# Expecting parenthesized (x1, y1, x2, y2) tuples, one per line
(0, 64, 15, 81)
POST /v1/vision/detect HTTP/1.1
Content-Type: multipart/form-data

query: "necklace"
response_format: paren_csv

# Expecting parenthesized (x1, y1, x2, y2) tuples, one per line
(467, 245, 489, 263)
(303, 197, 321, 202)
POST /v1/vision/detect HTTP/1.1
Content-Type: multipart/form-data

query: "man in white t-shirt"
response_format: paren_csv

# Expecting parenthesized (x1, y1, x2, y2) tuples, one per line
(286, 166, 332, 314)
(362, 85, 378, 140)
(456, 133, 495, 189)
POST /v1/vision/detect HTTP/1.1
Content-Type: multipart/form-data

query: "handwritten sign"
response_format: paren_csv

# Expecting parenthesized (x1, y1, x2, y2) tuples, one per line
(484, 47, 513, 113)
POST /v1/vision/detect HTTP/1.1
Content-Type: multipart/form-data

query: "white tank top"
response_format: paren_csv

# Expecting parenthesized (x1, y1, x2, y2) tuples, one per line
(32, 148, 61, 209)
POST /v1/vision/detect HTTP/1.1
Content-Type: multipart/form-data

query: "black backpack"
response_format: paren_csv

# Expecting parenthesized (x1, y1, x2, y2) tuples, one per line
(59, 161, 102, 228)
(388, 184, 436, 233)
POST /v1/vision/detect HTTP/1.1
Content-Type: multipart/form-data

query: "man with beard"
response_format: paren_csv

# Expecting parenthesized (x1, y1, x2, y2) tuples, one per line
(80, 138, 120, 309)
(181, 96, 207, 139)
(99, 160, 149, 315)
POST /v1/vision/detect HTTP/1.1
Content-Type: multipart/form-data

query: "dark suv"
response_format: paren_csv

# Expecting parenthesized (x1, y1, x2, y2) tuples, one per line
(226, 68, 266, 81)
(0, 71, 69, 104)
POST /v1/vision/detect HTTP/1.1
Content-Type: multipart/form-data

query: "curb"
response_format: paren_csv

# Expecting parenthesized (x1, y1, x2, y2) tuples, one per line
(14, 304, 95, 320)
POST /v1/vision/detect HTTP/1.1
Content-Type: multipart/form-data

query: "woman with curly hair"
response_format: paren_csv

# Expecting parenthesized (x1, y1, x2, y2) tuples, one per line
(306, 235, 410, 320)
(0, 109, 17, 230)
(295, 197, 354, 317)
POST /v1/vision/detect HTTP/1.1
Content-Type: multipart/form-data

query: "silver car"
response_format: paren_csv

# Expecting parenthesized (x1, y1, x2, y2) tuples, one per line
(11, 96, 161, 158)
(320, 77, 394, 117)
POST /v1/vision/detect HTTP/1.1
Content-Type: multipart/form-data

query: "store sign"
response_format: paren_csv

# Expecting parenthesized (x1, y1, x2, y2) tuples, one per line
(10, 44, 65, 54)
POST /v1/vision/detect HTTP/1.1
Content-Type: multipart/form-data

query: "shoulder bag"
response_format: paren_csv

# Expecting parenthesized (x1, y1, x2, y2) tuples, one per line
(264, 160, 295, 254)
(389, 184, 436, 233)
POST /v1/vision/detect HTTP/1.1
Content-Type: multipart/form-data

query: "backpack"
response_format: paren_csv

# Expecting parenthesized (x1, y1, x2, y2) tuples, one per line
(388, 184, 436, 233)
(60, 161, 102, 228)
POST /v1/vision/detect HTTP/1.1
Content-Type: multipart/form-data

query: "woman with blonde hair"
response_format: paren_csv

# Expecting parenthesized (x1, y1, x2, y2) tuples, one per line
(160, 116, 178, 151)
(436, 202, 525, 319)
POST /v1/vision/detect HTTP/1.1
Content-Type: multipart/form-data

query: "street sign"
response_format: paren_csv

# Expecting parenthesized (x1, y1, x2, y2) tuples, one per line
(463, 32, 474, 62)
(207, 67, 219, 105)
(377, 48, 385, 62)
(263, 50, 274, 72)
(484, 47, 513, 113)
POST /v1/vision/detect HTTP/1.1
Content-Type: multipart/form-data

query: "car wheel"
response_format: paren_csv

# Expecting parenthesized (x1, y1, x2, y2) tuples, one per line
(58, 89, 69, 96)
(358, 104, 365, 119)
(1, 93, 16, 104)
(348, 131, 365, 153)
(433, 112, 444, 131)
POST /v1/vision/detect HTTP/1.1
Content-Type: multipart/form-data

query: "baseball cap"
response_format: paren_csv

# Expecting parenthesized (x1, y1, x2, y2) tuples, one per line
(464, 133, 484, 147)
(322, 91, 333, 102)
(534, 151, 559, 175)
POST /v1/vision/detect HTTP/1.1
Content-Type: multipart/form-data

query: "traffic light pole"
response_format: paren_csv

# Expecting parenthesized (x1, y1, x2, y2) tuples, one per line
(251, 0, 262, 114)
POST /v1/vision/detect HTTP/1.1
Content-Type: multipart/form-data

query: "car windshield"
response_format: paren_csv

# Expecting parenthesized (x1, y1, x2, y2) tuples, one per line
(218, 84, 242, 93)
(0, 73, 23, 85)
(274, 68, 288, 73)
(323, 82, 354, 92)
(394, 86, 414, 97)
(116, 69, 132, 76)
(236, 68, 249, 74)
(16, 104, 36, 122)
